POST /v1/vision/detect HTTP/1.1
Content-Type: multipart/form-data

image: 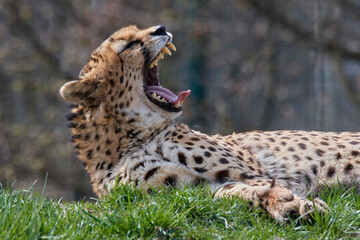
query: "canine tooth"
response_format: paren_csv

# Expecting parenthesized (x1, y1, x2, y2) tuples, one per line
(167, 43, 176, 51)
(155, 95, 161, 100)
(150, 61, 156, 68)
(174, 101, 182, 108)
(161, 47, 172, 56)
(151, 93, 156, 98)
(151, 61, 158, 67)
(159, 53, 164, 59)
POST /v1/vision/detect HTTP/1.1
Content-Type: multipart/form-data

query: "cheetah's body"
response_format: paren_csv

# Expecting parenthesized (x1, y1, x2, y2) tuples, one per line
(60, 25, 359, 222)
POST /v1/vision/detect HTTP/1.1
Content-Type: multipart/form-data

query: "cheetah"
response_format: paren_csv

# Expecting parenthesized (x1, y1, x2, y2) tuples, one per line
(60, 25, 360, 222)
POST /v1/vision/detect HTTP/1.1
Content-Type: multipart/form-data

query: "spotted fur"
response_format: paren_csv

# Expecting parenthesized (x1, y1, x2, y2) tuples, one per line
(60, 25, 360, 222)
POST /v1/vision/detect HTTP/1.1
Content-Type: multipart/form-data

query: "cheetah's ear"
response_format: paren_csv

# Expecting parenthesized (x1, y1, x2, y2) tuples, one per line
(60, 79, 104, 106)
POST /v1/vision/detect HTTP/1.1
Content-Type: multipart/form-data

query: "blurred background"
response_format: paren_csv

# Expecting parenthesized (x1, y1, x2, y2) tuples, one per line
(1, 0, 360, 200)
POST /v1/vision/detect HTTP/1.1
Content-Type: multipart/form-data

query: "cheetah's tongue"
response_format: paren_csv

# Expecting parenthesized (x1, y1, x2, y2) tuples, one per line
(148, 86, 191, 104)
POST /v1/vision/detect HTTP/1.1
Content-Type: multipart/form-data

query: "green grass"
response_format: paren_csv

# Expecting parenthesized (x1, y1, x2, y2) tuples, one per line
(1, 183, 360, 240)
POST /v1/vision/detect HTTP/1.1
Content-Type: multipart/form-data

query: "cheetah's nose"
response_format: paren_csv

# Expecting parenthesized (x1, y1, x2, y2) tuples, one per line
(152, 25, 167, 36)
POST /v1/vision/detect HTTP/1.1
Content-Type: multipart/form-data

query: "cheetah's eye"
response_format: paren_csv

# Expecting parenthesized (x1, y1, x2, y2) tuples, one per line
(123, 40, 141, 51)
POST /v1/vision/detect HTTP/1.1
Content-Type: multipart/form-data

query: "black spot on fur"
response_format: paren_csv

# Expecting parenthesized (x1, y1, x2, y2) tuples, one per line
(351, 151, 360, 157)
(100, 161, 105, 170)
(224, 183, 235, 189)
(87, 150, 93, 159)
(109, 79, 115, 87)
(107, 163, 113, 170)
(164, 176, 177, 187)
(204, 151, 211, 157)
(240, 173, 255, 180)
(67, 123, 78, 128)
(69, 134, 81, 142)
(311, 165, 318, 175)
(327, 167, 336, 178)
(194, 167, 208, 173)
(219, 158, 229, 164)
(65, 110, 82, 121)
(208, 147, 216, 152)
(133, 161, 145, 171)
(193, 156, 203, 164)
(84, 134, 91, 141)
(344, 163, 354, 173)
(106, 150, 112, 156)
(298, 143, 306, 149)
(316, 149, 325, 156)
(216, 170, 230, 183)
(178, 152, 187, 166)
(144, 167, 160, 181)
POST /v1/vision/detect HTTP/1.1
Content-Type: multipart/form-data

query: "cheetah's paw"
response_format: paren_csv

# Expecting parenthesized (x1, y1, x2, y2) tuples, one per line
(257, 179, 328, 222)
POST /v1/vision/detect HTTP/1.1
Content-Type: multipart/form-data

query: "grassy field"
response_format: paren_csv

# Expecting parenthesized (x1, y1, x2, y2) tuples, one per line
(1, 183, 360, 240)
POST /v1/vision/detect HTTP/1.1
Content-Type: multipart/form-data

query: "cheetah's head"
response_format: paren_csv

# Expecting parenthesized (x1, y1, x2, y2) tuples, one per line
(60, 25, 190, 126)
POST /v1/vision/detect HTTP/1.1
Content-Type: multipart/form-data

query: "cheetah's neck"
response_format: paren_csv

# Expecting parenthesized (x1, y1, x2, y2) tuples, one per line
(66, 104, 172, 195)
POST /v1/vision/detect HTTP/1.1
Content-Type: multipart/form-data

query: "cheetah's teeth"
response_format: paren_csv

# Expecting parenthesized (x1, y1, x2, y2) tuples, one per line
(167, 43, 176, 51)
(150, 46, 172, 68)
(150, 60, 158, 68)
(150, 92, 168, 103)
(161, 47, 172, 56)
(151, 92, 161, 100)
(174, 100, 183, 108)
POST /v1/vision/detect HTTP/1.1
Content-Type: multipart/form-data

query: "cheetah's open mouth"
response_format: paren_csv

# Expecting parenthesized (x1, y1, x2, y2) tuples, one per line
(144, 43, 191, 112)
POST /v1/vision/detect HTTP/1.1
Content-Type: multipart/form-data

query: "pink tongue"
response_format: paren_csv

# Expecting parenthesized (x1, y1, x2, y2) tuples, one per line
(148, 86, 191, 104)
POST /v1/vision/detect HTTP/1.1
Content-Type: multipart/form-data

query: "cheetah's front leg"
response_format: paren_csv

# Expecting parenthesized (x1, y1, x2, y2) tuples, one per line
(214, 179, 328, 222)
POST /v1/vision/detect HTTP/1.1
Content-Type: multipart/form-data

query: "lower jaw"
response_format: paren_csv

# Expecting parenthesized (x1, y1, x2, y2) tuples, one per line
(145, 93, 183, 112)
